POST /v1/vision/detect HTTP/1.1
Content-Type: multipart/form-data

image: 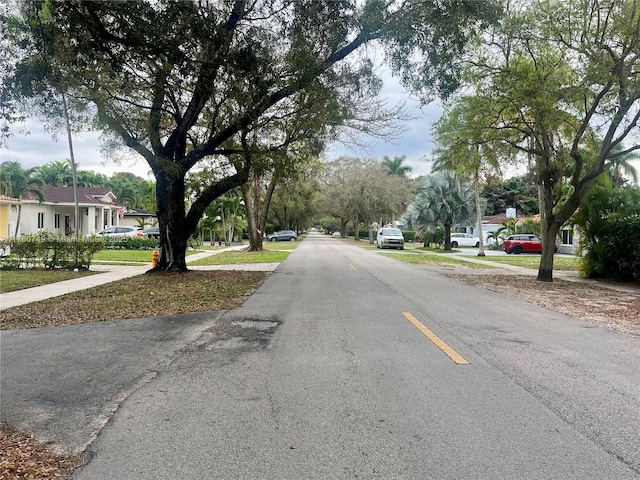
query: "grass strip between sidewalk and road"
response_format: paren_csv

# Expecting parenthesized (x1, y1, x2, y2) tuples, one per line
(460, 254, 580, 271)
(381, 252, 496, 269)
(188, 249, 289, 265)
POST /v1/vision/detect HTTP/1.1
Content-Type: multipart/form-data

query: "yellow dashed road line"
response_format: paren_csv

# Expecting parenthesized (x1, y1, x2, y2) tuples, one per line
(402, 312, 470, 365)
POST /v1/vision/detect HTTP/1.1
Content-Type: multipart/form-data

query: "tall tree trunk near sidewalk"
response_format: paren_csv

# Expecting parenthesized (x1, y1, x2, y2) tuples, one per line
(443, 222, 452, 250)
(537, 176, 554, 282)
(154, 170, 190, 272)
(538, 227, 559, 282)
(242, 182, 263, 252)
(242, 175, 277, 252)
(536, 168, 569, 282)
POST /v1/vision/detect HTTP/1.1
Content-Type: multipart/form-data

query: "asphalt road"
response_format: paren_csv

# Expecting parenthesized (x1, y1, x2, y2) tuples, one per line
(3, 233, 639, 479)
(0, 312, 223, 453)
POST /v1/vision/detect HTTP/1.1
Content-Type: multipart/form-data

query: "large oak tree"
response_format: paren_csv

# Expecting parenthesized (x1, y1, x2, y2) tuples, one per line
(4, 0, 499, 271)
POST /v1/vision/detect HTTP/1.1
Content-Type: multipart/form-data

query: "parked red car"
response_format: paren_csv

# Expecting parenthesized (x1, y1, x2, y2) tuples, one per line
(503, 234, 544, 254)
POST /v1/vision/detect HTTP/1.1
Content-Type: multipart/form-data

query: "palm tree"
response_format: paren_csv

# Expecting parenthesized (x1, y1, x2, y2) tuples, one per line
(486, 218, 516, 248)
(0, 161, 45, 237)
(405, 170, 476, 250)
(382, 155, 413, 177)
(76, 170, 108, 188)
(37, 160, 74, 186)
(431, 96, 503, 256)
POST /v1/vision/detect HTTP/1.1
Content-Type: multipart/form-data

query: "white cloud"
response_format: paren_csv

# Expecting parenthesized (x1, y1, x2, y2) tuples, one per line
(1, 119, 152, 179)
(324, 67, 443, 178)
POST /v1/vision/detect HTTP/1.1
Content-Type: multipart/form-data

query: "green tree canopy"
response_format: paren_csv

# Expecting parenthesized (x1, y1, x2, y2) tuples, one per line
(3, 0, 500, 271)
(461, 0, 640, 281)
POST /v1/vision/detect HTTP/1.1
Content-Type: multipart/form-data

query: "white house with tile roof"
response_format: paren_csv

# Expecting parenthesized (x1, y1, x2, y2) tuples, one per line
(9, 186, 125, 237)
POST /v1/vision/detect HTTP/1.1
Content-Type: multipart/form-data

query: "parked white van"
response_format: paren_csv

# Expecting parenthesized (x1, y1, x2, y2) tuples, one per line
(376, 228, 405, 250)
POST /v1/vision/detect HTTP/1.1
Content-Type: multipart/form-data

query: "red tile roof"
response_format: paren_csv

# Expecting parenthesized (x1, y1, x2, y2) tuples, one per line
(0, 195, 20, 203)
(22, 186, 123, 206)
(482, 213, 526, 224)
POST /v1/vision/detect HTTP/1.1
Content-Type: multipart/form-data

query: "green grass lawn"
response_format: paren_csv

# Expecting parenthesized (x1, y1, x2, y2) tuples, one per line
(0, 269, 97, 293)
(189, 249, 290, 266)
(463, 255, 580, 271)
(92, 249, 156, 263)
(187, 238, 300, 265)
(378, 247, 580, 271)
(92, 248, 201, 264)
(381, 252, 494, 268)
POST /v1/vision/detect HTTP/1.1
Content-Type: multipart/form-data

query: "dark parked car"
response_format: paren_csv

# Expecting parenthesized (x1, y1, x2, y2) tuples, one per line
(144, 226, 160, 238)
(503, 234, 544, 254)
(267, 230, 297, 242)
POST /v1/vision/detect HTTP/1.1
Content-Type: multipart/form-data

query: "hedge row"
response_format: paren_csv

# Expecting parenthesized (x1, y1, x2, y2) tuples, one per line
(0, 234, 103, 270)
(99, 236, 160, 250)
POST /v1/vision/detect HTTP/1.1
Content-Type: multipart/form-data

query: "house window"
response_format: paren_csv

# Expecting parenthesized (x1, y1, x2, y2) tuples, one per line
(38, 212, 45, 229)
(54, 213, 61, 229)
(561, 229, 574, 245)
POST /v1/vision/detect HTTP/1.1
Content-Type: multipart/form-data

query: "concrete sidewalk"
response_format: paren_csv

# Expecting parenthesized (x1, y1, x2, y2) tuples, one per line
(0, 244, 271, 310)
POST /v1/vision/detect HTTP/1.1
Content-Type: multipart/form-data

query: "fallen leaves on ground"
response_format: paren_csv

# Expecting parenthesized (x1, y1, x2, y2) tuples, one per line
(0, 429, 80, 480)
(0, 270, 267, 330)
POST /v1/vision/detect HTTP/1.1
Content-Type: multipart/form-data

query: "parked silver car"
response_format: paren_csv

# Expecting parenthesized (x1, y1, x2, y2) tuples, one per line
(267, 230, 297, 242)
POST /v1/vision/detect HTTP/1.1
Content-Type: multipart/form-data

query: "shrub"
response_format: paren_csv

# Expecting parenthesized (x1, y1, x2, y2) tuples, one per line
(102, 236, 159, 250)
(0, 232, 103, 270)
(403, 230, 417, 242)
(421, 228, 444, 247)
(580, 214, 640, 282)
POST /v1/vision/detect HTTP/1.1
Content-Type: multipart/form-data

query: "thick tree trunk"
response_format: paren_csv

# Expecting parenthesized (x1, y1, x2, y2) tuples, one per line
(536, 169, 561, 282)
(537, 225, 558, 282)
(443, 222, 452, 250)
(354, 217, 360, 241)
(154, 170, 190, 272)
(242, 182, 263, 252)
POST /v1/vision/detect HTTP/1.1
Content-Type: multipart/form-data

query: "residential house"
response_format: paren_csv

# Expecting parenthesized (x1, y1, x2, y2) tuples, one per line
(11, 186, 125, 237)
(120, 207, 157, 230)
(468, 209, 580, 254)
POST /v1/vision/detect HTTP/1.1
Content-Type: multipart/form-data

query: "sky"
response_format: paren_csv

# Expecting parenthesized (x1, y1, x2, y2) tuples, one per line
(1, 69, 442, 181)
